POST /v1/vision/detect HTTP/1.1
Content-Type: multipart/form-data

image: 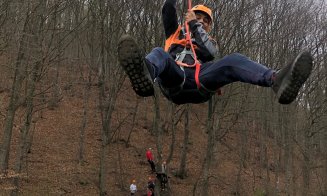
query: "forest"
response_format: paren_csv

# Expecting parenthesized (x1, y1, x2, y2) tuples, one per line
(0, 0, 326, 195)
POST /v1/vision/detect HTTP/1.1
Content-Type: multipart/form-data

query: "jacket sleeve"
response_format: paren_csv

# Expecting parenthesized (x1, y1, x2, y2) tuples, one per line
(188, 20, 218, 60)
(162, 0, 179, 39)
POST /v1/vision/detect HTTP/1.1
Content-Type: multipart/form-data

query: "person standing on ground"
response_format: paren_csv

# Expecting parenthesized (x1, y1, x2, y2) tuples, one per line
(130, 179, 137, 195)
(147, 176, 155, 196)
(156, 161, 168, 190)
(146, 148, 156, 172)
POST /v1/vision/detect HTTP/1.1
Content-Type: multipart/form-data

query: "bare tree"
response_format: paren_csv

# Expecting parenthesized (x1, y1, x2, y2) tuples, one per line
(0, 0, 31, 173)
(177, 105, 190, 179)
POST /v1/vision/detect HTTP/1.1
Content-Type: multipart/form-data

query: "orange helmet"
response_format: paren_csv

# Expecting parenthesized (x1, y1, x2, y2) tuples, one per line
(191, 5, 213, 23)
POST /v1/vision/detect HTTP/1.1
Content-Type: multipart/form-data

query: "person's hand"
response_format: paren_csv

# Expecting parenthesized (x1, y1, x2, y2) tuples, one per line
(185, 10, 196, 23)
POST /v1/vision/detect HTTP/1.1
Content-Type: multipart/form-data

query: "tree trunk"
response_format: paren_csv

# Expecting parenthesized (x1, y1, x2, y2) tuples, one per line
(324, 129, 327, 195)
(11, 0, 46, 193)
(12, 61, 40, 196)
(235, 121, 248, 195)
(154, 84, 163, 162)
(302, 132, 311, 196)
(201, 98, 216, 196)
(0, 8, 29, 173)
(126, 98, 140, 147)
(177, 105, 190, 179)
(166, 103, 176, 164)
(78, 75, 91, 164)
(283, 107, 292, 195)
(98, 1, 108, 194)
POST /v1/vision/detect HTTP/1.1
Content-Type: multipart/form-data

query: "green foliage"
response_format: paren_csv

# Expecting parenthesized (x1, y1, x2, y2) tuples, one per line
(254, 188, 266, 196)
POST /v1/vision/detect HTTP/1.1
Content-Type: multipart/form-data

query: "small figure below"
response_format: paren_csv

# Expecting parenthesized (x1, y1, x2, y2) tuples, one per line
(147, 188, 154, 196)
(147, 176, 155, 196)
(146, 148, 156, 173)
(156, 161, 168, 191)
(130, 179, 137, 195)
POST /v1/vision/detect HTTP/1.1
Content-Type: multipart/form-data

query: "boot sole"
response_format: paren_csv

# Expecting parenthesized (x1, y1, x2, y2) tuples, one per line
(118, 35, 154, 97)
(278, 51, 313, 104)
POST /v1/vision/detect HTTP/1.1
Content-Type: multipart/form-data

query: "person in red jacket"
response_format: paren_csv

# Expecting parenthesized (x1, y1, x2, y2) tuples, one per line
(147, 189, 154, 196)
(146, 148, 156, 172)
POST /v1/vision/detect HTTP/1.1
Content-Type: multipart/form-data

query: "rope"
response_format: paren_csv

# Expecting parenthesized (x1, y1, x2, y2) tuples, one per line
(182, 0, 201, 89)
(175, 1, 223, 96)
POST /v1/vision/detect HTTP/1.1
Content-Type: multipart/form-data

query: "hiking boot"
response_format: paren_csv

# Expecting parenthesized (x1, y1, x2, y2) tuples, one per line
(272, 51, 313, 104)
(118, 35, 154, 97)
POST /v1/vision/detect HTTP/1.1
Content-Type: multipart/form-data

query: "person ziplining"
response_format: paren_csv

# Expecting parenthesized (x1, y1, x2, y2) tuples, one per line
(118, 0, 313, 105)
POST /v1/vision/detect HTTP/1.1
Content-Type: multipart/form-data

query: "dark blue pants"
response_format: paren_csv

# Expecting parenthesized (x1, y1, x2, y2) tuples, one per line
(145, 47, 275, 104)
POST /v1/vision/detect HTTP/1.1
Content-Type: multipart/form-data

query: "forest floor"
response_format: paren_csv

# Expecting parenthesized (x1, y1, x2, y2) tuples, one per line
(0, 75, 320, 196)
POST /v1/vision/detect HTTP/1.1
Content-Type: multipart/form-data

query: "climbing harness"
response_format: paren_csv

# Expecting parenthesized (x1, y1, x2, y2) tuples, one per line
(162, 1, 222, 102)
(176, 0, 202, 89)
